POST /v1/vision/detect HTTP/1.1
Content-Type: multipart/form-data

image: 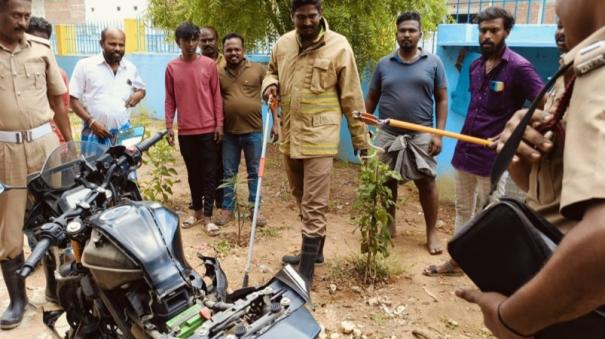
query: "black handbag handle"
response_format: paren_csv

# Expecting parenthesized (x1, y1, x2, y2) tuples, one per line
(489, 63, 573, 194)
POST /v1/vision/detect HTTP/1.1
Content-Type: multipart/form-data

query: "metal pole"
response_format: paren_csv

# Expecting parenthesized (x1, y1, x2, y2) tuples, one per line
(539, 0, 547, 24)
(242, 97, 275, 288)
(527, 0, 532, 24)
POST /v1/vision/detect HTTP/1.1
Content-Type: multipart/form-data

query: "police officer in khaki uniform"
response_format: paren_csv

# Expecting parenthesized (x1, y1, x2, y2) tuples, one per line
(456, 0, 605, 336)
(0, 0, 69, 330)
(507, 18, 575, 234)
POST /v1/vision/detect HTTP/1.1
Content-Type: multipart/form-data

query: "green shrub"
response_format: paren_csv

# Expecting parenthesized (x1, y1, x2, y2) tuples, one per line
(353, 149, 401, 284)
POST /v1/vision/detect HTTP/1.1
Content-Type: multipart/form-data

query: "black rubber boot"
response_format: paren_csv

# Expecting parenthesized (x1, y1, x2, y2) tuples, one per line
(43, 254, 58, 304)
(282, 236, 325, 265)
(1, 253, 28, 330)
(297, 236, 322, 290)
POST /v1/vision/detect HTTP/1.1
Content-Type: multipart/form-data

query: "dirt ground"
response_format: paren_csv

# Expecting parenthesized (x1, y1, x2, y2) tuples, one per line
(0, 141, 493, 339)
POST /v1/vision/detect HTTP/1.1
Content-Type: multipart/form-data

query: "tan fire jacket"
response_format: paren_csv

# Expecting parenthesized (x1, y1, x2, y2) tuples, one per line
(262, 19, 368, 158)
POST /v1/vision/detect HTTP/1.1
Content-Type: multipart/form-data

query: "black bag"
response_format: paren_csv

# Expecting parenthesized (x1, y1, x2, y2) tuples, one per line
(447, 64, 605, 338)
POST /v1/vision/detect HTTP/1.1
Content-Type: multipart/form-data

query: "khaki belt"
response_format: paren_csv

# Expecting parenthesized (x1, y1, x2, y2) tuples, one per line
(0, 122, 52, 144)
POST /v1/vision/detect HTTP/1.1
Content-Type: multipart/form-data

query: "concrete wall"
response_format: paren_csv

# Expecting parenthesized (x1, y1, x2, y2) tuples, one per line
(43, 0, 86, 24)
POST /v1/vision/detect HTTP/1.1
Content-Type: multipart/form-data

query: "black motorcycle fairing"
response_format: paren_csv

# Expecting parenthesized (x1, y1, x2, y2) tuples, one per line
(88, 201, 190, 300)
(257, 301, 320, 339)
(192, 277, 320, 339)
(198, 255, 228, 302)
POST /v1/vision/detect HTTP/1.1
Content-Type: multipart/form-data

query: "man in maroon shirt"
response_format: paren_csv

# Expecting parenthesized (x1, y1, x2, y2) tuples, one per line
(424, 7, 544, 276)
(165, 22, 224, 235)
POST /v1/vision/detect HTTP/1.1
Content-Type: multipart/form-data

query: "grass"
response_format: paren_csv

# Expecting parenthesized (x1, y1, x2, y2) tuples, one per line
(371, 313, 389, 326)
(326, 254, 403, 286)
(213, 240, 232, 257)
(258, 226, 281, 239)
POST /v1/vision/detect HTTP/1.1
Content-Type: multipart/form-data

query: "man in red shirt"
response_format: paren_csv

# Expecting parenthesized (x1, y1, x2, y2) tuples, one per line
(165, 22, 224, 235)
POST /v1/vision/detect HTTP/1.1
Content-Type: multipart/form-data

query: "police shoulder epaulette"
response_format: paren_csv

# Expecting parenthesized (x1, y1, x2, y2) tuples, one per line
(574, 40, 605, 76)
(26, 33, 51, 48)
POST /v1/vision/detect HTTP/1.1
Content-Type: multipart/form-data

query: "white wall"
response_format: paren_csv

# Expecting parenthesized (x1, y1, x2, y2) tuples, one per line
(85, 0, 148, 22)
(32, 0, 46, 17)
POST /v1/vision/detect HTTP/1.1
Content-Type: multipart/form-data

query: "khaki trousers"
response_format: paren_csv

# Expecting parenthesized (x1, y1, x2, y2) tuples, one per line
(0, 133, 59, 260)
(284, 156, 333, 238)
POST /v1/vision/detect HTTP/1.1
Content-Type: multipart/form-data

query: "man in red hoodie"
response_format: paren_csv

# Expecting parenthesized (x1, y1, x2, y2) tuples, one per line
(165, 21, 224, 235)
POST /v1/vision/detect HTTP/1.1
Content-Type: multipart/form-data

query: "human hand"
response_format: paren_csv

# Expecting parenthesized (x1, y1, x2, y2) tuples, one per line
(89, 120, 111, 139)
(355, 149, 368, 164)
(263, 85, 279, 103)
(214, 126, 224, 143)
(428, 135, 442, 156)
(493, 109, 554, 164)
(456, 289, 532, 339)
(126, 90, 145, 108)
(271, 122, 280, 143)
(167, 129, 175, 147)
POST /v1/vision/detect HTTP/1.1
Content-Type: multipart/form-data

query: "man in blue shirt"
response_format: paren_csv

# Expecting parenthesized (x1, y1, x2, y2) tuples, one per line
(365, 11, 449, 255)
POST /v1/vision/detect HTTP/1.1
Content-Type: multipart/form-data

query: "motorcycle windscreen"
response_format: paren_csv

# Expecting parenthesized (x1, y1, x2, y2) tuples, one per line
(40, 141, 109, 190)
(90, 201, 190, 299)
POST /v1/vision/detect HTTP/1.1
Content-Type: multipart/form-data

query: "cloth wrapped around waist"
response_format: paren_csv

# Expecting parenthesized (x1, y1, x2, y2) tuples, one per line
(373, 130, 436, 182)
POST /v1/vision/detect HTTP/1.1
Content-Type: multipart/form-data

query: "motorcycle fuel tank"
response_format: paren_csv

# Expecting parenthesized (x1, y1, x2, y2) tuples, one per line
(86, 201, 192, 299)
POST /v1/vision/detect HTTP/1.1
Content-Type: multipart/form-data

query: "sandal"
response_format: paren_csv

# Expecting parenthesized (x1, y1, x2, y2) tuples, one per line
(422, 260, 464, 277)
(205, 222, 220, 237)
(182, 216, 202, 229)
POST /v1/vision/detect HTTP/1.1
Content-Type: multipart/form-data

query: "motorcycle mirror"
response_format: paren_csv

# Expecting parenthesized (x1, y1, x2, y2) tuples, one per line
(117, 126, 145, 148)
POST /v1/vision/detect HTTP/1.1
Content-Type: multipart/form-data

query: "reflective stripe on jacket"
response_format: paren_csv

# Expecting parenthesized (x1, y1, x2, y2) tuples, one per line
(262, 19, 368, 158)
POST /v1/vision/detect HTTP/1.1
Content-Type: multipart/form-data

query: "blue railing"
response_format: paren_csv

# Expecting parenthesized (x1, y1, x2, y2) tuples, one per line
(448, 0, 554, 25)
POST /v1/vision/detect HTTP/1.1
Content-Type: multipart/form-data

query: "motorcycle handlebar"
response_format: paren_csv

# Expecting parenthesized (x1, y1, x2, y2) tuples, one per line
(136, 130, 168, 153)
(18, 237, 51, 279)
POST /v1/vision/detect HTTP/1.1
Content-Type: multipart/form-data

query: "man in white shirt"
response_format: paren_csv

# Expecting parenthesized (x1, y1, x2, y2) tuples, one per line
(70, 27, 145, 148)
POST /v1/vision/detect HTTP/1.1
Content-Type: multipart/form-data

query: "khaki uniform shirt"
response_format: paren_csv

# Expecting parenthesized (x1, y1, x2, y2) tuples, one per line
(527, 76, 573, 232)
(219, 60, 266, 134)
(559, 26, 605, 220)
(0, 34, 66, 131)
(215, 53, 226, 71)
(0, 34, 65, 259)
(262, 19, 368, 158)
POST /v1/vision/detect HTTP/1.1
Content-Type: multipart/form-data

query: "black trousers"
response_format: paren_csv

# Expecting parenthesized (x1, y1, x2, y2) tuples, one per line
(179, 133, 218, 217)
(215, 142, 224, 209)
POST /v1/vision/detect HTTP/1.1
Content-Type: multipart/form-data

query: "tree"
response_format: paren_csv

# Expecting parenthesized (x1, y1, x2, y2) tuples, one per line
(147, 0, 448, 68)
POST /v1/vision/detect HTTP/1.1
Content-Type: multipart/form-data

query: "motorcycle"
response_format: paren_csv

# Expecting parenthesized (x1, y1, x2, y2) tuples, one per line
(1, 131, 320, 338)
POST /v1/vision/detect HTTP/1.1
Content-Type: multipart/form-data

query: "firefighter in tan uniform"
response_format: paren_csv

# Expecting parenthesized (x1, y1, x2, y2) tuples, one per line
(0, 0, 69, 330)
(262, 0, 368, 286)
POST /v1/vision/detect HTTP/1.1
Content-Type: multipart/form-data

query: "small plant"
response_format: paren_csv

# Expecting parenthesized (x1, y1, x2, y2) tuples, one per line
(141, 137, 178, 203)
(258, 226, 281, 239)
(213, 240, 231, 257)
(218, 173, 252, 246)
(353, 148, 401, 284)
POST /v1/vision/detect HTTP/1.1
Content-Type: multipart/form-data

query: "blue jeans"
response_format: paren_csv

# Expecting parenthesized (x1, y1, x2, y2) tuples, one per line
(222, 132, 262, 211)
